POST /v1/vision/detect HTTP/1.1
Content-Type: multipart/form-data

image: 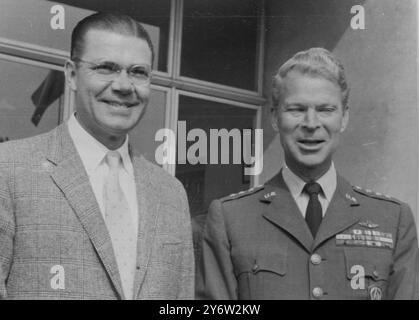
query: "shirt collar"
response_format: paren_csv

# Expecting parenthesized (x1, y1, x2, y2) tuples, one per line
(282, 162, 337, 202)
(67, 113, 132, 175)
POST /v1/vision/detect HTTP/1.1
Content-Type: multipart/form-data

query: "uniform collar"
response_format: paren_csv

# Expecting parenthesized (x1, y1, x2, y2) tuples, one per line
(67, 113, 133, 175)
(282, 162, 337, 202)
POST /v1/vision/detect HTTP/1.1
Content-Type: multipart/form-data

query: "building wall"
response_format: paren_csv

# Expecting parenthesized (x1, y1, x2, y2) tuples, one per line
(262, 0, 418, 220)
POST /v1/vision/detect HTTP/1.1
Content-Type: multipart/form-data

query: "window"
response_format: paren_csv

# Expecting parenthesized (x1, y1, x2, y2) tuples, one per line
(0, 58, 64, 141)
(0, 0, 266, 221)
(176, 93, 259, 216)
(49, 0, 172, 72)
(181, 0, 261, 91)
(129, 86, 170, 164)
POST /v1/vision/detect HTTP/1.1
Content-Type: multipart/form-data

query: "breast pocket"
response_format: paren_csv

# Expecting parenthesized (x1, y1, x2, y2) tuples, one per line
(233, 246, 287, 300)
(158, 236, 183, 267)
(344, 249, 391, 300)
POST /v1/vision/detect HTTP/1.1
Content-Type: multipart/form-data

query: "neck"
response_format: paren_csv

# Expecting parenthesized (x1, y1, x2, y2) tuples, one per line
(75, 113, 126, 150)
(285, 160, 332, 183)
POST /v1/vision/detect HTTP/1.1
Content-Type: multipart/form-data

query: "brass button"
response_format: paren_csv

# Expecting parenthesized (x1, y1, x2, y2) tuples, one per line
(252, 264, 259, 273)
(310, 254, 322, 265)
(312, 287, 323, 299)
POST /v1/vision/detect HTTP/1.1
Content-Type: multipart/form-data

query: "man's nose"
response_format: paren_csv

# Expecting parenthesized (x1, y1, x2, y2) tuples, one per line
(302, 108, 321, 129)
(111, 70, 134, 93)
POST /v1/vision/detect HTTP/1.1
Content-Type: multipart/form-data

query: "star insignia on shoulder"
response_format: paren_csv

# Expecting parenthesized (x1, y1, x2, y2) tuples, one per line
(222, 185, 265, 202)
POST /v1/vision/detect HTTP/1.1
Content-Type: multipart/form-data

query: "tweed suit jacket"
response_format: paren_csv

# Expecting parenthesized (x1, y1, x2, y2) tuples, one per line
(196, 173, 419, 300)
(0, 124, 194, 299)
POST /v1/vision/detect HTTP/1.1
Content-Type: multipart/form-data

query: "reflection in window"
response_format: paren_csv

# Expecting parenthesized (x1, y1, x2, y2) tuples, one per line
(0, 59, 63, 141)
(182, 0, 260, 90)
(175, 95, 257, 218)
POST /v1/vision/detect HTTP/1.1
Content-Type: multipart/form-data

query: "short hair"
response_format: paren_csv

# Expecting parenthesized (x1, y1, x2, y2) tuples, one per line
(70, 12, 155, 65)
(272, 48, 349, 109)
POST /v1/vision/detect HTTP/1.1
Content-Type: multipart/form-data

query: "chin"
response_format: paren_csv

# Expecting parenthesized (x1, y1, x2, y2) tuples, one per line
(297, 155, 328, 169)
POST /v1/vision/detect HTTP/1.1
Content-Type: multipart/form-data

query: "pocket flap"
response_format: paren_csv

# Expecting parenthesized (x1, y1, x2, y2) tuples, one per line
(344, 249, 390, 281)
(252, 253, 287, 276)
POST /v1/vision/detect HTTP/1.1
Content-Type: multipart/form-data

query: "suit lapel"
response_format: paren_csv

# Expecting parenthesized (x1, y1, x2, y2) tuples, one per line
(313, 175, 361, 250)
(262, 174, 313, 253)
(132, 155, 160, 297)
(46, 125, 125, 299)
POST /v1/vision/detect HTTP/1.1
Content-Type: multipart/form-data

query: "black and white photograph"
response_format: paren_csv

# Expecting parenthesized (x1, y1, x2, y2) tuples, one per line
(0, 0, 418, 305)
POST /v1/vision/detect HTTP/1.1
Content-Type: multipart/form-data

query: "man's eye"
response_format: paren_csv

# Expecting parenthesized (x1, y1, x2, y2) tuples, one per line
(130, 67, 149, 78)
(94, 63, 117, 74)
(286, 106, 305, 113)
(318, 107, 336, 113)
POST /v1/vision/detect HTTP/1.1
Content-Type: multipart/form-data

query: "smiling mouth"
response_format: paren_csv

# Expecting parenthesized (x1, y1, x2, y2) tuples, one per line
(101, 100, 138, 108)
(297, 139, 326, 150)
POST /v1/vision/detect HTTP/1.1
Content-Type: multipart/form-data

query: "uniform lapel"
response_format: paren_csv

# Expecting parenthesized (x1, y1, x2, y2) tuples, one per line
(131, 155, 160, 298)
(313, 175, 361, 250)
(46, 125, 125, 299)
(262, 173, 313, 253)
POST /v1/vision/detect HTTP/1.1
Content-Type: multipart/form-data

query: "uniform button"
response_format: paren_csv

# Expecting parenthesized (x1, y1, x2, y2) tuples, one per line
(312, 287, 323, 299)
(310, 253, 322, 265)
(252, 264, 259, 273)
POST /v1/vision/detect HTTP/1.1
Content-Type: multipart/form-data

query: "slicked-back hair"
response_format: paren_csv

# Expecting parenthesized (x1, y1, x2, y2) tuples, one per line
(70, 12, 155, 65)
(272, 48, 349, 109)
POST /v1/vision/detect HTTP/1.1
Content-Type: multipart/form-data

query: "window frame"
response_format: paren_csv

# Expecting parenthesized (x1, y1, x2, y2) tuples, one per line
(0, 0, 266, 188)
(172, 89, 262, 186)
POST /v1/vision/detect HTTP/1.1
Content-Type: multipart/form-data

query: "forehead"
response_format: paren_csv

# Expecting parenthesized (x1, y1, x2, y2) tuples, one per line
(81, 29, 152, 65)
(281, 71, 343, 106)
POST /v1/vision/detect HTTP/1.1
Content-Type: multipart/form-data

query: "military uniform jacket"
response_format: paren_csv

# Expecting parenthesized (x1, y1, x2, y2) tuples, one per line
(196, 173, 419, 300)
(0, 124, 194, 299)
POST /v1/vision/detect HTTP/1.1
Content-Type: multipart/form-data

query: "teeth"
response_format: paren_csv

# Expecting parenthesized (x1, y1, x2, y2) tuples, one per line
(107, 102, 126, 107)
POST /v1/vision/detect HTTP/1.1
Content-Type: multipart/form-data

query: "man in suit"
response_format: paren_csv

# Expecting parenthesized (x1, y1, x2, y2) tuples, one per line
(196, 48, 419, 300)
(0, 12, 194, 299)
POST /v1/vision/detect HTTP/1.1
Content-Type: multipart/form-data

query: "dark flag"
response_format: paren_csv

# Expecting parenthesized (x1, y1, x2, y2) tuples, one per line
(31, 70, 65, 126)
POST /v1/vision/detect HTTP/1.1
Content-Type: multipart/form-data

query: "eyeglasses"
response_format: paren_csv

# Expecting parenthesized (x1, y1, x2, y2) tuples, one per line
(73, 58, 151, 85)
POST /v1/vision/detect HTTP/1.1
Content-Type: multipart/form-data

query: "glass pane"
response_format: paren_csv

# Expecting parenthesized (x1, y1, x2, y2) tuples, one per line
(175, 95, 257, 219)
(181, 0, 260, 90)
(129, 88, 167, 164)
(0, 59, 63, 142)
(42, 0, 171, 72)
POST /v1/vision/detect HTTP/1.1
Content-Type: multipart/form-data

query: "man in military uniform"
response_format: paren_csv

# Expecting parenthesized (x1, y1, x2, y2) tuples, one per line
(196, 48, 419, 300)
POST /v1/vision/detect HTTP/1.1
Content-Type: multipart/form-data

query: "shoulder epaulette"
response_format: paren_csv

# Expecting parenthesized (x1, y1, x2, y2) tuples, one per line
(220, 185, 265, 202)
(352, 185, 402, 205)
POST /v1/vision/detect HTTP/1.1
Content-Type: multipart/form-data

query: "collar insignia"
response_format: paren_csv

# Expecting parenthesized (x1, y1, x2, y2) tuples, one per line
(264, 191, 276, 199)
(345, 193, 357, 203)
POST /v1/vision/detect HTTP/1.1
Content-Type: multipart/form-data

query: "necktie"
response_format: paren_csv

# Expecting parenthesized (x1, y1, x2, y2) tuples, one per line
(304, 182, 323, 237)
(104, 151, 137, 300)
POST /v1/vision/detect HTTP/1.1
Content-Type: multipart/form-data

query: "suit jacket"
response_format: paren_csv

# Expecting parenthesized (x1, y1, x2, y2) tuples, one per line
(0, 124, 194, 299)
(196, 173, 419, 300)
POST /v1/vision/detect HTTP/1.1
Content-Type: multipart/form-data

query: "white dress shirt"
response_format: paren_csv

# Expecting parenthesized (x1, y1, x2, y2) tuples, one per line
(67, 113, 138, 234)
(282, 162, 337, 217)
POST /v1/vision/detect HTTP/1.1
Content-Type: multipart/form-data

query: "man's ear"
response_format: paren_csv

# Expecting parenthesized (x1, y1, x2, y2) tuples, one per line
(340, 107, 349, 133)
(65, 59, 77, 91)
(271, 107, 280, 132)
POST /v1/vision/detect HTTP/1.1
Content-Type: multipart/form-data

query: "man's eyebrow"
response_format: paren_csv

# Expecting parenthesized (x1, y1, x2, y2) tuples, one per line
(96, 60, 116, 64)
(283, 102, 307, 108)
(316, 103, 338, 108)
